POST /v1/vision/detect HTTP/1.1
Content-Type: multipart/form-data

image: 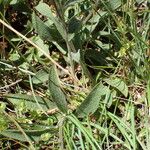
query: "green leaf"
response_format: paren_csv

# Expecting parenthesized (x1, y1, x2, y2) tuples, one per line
(32, 13, 63, 42)
(48, 65, 68, 113)
(0, 114, 8, 131)
(68, 18, 81, 34)
(75, 83, 108, 117)
(33, 36, 50, 57)
(4, 94, 56, 111)
(85, 11, 107, 32)
(35, 2, 67, 40)
(2, 0, 13, 5)
(64, 0, 85, 8)
(9, 0, 18, 4)
(0, 128, 58, 142)
(147, 80, 150, 106)
(32, 13, 53, 41)
(104, 78, 128, 97)
(104, 88, 113, 108)
(108, 0, 122, 10)
(52, 41, 67, 54)
(71, 50, 80, 63)
(32, 69, 49, 84)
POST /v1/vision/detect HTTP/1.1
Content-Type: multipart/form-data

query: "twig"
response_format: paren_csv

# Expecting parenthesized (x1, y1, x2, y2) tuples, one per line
(0, 79, 22, 90)
(0, 19, 70, 76)
(3, 111, 36, 150)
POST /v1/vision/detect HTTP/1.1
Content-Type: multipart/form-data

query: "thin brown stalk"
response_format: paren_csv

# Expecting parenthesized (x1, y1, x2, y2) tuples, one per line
(0, 19, 70, 76)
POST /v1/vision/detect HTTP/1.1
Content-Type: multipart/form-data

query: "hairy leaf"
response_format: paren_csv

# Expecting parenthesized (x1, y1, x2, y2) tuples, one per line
(32, 13, 53, 41)
(5, 94, 56, 110)
(32, 69, 49, 84)
(104, 78, 128, 97)
(48, 65, 68, 113)
(0, 128, 58, 142)
(75, 83, 108, 117)
(35, 2, 67, 40)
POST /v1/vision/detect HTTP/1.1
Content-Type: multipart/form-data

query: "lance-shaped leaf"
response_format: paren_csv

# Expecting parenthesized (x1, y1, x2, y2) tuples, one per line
(108, 0, 126, 11)
(104, 77, 128, 97)
(48, 65, 68, 113)
(0, 128, 58, 142)
(32, 13, 62, 42)
(75, 83, 108, 117)
(32, 12, 53, 41)
(4, 94, 56, 111)
(35, 2, 67, 40)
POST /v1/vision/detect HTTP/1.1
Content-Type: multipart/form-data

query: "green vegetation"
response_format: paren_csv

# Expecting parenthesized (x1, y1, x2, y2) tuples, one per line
(0, 0, 150, 149)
